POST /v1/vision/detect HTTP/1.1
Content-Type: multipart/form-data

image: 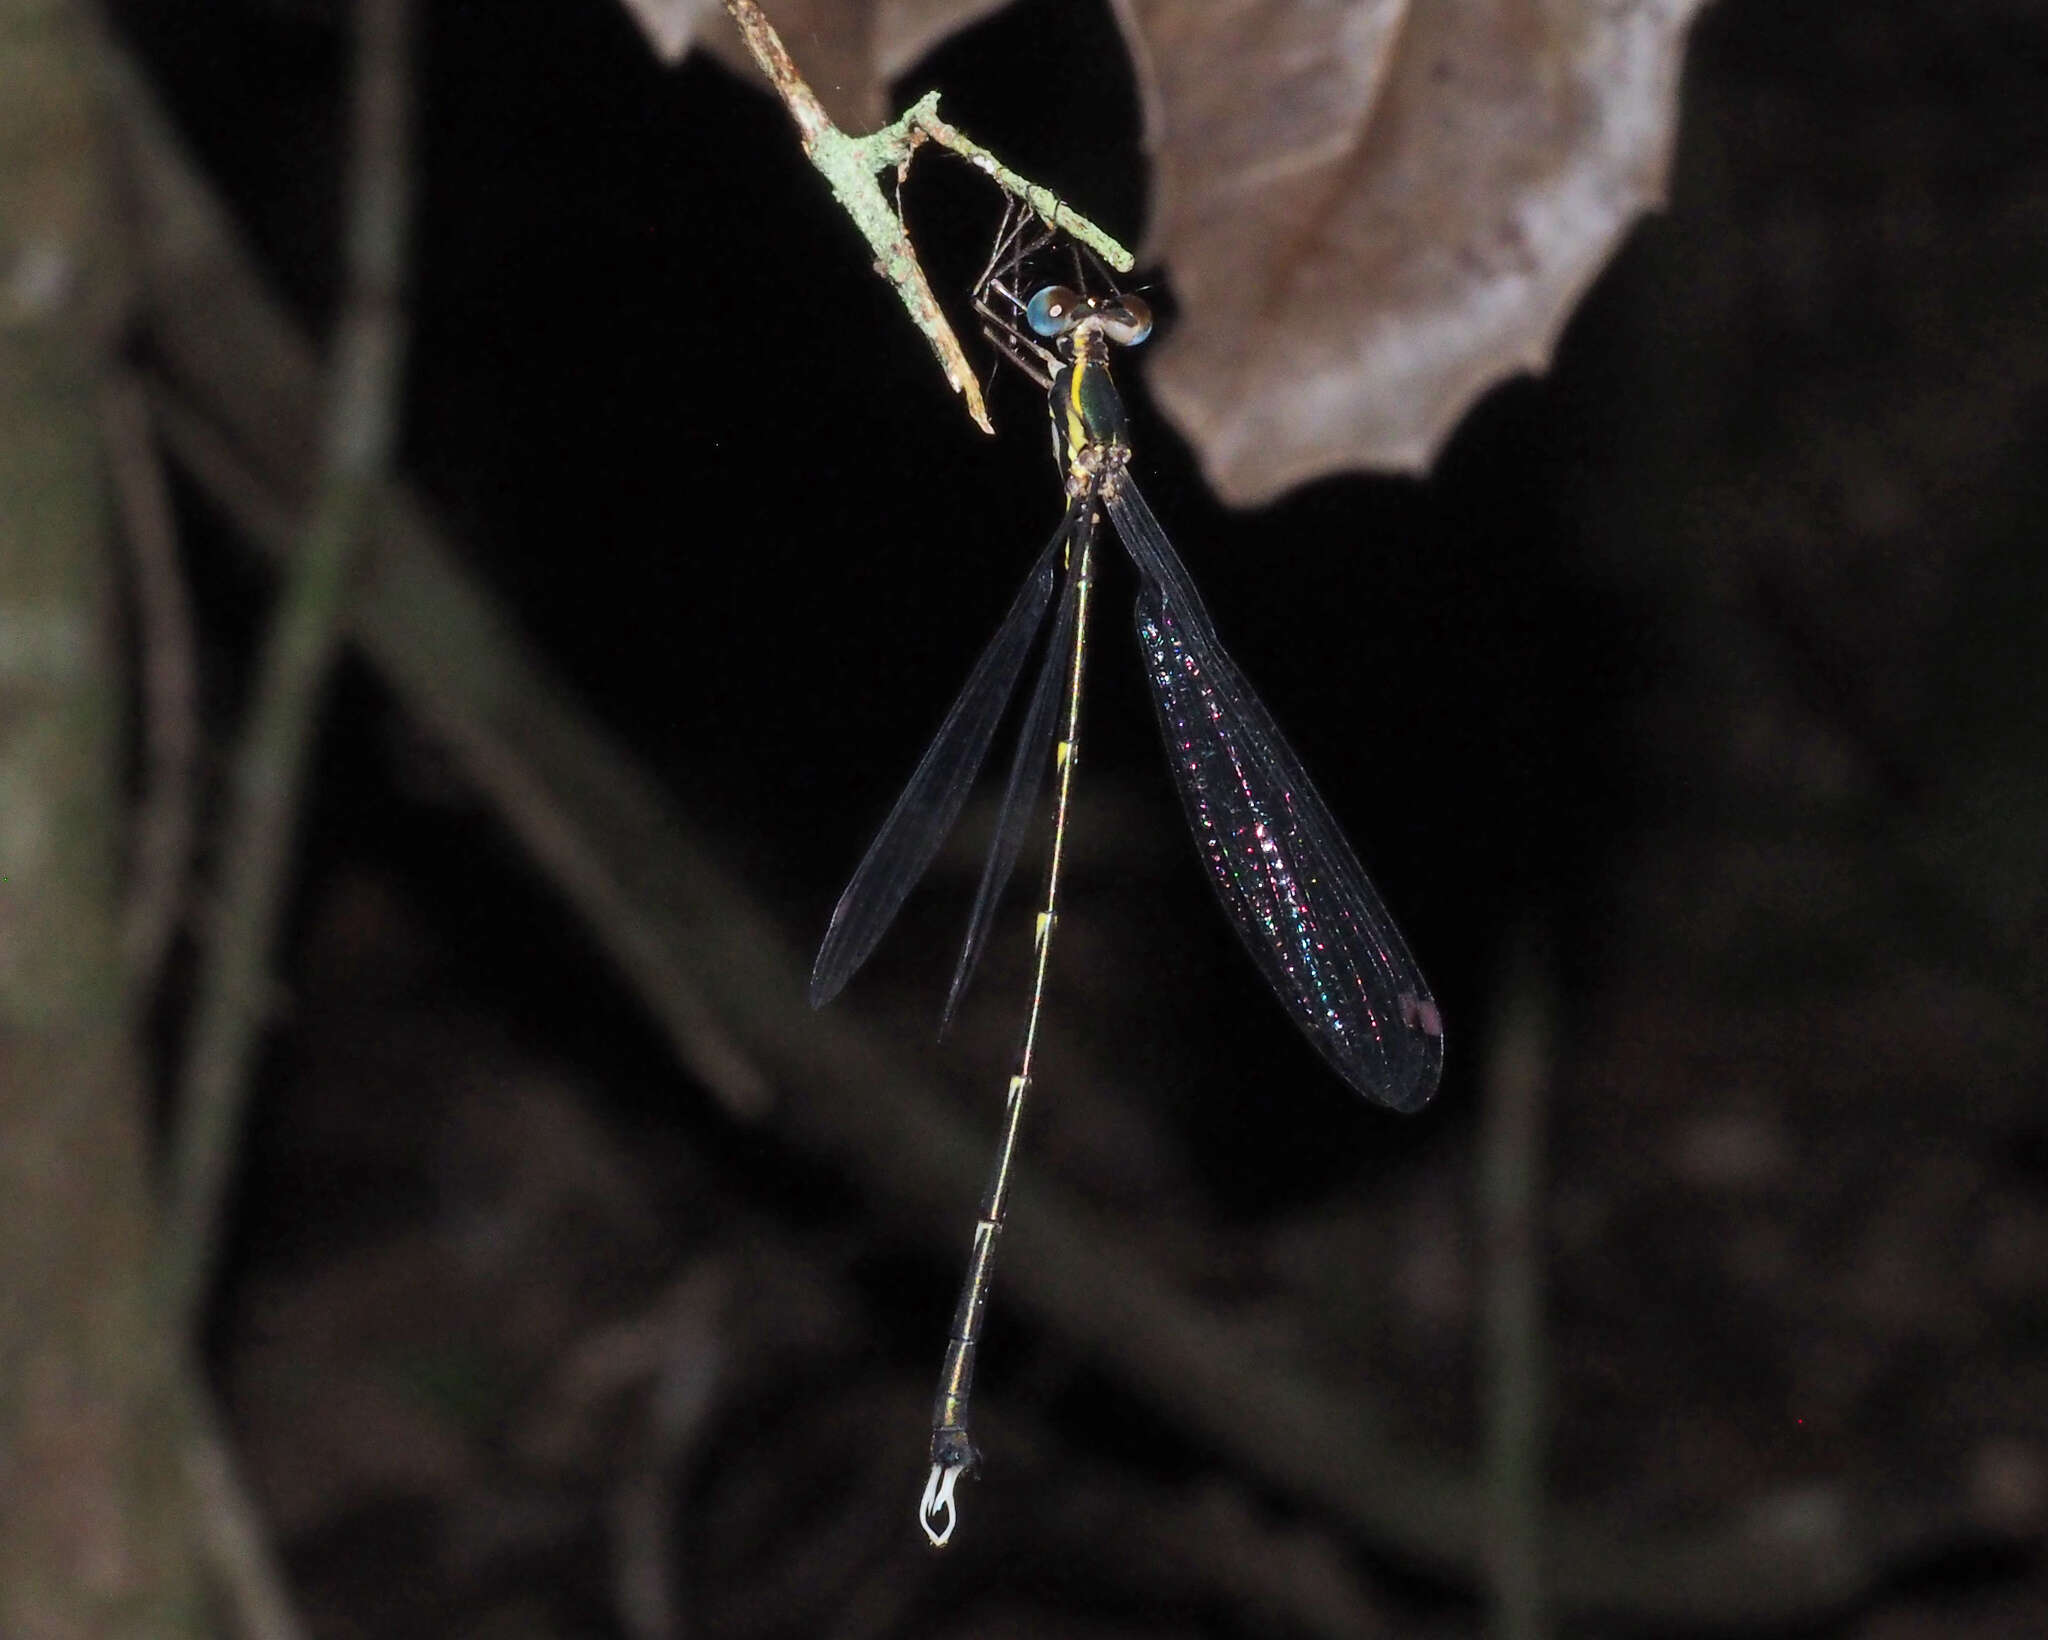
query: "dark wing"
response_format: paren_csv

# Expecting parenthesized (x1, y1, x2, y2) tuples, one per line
(1101, 474, 1442, 1111)
(941, 510, 1089, 1031)
(810, 503, 1077, 1008)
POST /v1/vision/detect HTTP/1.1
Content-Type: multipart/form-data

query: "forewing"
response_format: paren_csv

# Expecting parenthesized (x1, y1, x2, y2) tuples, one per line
(941, 516, 1087, 1031)
(1103, 475, 1442, 1110)
(810, 506, 1075, 1008)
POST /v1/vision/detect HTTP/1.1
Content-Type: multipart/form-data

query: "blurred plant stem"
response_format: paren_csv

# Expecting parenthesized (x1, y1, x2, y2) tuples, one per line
(0, 0, 203, 1631)
(1480, 929, 1555, 1640)
(156, 0, 415, 1330)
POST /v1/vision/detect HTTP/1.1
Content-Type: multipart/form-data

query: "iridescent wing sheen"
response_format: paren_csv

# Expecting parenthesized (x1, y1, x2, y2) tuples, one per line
(1102, 475, 1443, 1111)
(809, 505, 1076, 1009)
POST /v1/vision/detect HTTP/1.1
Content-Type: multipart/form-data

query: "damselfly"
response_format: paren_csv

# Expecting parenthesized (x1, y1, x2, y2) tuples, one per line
(811, 207, 1444, 1546)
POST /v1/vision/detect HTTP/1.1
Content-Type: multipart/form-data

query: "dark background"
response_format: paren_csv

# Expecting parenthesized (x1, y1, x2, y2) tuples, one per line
(110, 0, 2048, 1635)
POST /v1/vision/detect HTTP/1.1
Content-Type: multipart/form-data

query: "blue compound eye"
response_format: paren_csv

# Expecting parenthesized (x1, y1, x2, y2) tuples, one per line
(1100, 294, 1153, 347)
(1026, 285, 1081, 337)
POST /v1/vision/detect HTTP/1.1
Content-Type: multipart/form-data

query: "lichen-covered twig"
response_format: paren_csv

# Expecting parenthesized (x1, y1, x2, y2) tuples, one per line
(887, 92, 1132, 274)
(723, 0, 1132, 436)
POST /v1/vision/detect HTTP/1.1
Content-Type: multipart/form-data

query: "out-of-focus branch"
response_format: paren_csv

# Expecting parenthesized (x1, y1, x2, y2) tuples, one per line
(138, 15, 417, 1623)
(102, 371, 200, 995)
(0, 0, 201, 1629)
(1480, 929, 1555, 1640)
(605, 1263, 729, 1640)
(720, 0, 1133, 436)
(179, 1379, 312, 1640)
(157, 0, 415, 1327)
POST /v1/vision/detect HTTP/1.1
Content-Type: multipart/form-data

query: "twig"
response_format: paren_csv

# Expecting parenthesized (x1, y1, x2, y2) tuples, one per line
(608, 1264, 728, 1640)
(157, 0, 415, 1326)
(721, 0, 1133, 436)
(101, 371, 199, 995)
(892, 94, 1133, 272)
(180, 1375, 313, 1640)
(144, 380, 778, 1126)
(1479, 928, 1554, 1640)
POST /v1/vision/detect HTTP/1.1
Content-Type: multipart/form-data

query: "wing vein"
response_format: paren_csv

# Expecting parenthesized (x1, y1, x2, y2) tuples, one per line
(1102, 473, 1442, 1110)
(809, 503, 1077, 1008)
(941, 524, 1085, 1029)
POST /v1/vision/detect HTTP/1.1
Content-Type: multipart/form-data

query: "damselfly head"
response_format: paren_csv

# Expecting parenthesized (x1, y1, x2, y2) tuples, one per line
(1026, 286, 1154, 349)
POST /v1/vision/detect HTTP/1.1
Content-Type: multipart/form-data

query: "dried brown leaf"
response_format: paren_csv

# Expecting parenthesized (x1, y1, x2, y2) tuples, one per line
(632, 0, 1704, 500)
(1114, 0, 1711, 501)
(687, 0, 1013, 129)
(616, 0, 714, 65)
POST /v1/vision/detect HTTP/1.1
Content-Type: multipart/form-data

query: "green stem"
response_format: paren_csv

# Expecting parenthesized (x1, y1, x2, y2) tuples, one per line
(723, 2, 1133, 436)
